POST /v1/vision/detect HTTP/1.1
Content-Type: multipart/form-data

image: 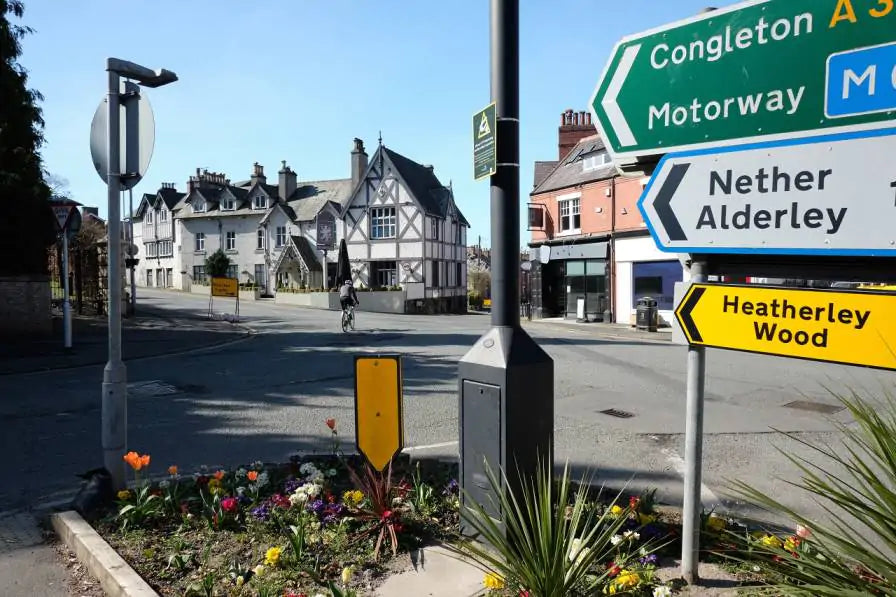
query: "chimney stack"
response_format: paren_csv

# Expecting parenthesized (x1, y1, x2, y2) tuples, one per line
(279, 160, 297, 201)
(250, 162, 266, 186)
(558, 108, 597, 160)
(351, 138, 368, 189)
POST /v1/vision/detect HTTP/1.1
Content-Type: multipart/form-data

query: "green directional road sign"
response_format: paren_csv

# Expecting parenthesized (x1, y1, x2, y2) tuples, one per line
(590, 0, 896, 164)
(473, 102, 497, 181)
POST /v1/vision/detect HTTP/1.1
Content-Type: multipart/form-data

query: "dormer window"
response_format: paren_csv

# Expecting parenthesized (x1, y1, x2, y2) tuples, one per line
(193, 199, 206, 213)
(582, 151, 610, 172)
(221, 195, 235, 210)
(254, 194, 267, 209)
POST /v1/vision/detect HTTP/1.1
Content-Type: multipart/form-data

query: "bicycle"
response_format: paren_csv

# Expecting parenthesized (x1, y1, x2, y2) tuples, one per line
(341, 303, 356, 332)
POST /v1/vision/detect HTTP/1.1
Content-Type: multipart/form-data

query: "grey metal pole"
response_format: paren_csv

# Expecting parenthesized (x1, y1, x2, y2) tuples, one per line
(128, 188, 136, 315)
(490, 0, 520, 329)
(681, 258, 707, 584)
(103, 64, 127, 490)
(62, 231, 72, 348)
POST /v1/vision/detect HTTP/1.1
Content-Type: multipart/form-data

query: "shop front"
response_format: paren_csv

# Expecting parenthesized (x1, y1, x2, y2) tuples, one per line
(614, 235, 686, 326)
(528, 240, 609, 321)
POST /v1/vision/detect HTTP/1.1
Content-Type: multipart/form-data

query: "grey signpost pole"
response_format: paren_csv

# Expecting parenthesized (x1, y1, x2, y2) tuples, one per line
(458, 0, 553, 530)
(103, 63, 127, 489)
(681, 258, 707, 583)
(62, 229, 72, 348)
(128, 188, 136, 315)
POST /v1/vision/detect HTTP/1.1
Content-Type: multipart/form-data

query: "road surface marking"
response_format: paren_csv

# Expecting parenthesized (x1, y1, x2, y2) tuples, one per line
(661, 447, 723, 508)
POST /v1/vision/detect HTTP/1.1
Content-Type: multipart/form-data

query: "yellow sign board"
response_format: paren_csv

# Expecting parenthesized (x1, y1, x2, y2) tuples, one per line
(355, 355, 403, 471)
(210, 277, 238, 298)
(676, 284, 896, 371)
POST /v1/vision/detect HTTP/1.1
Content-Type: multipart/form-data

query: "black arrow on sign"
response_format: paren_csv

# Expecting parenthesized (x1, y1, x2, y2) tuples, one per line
(677, 286, 705, 343)
(654, 163, 689, 241)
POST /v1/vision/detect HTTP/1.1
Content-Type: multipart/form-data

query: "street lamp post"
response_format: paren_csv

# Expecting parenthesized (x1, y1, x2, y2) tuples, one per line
(102, 58, 177, 489)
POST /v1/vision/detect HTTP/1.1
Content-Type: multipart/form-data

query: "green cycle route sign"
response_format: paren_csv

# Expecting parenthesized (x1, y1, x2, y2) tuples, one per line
(590, 0, 896, 164)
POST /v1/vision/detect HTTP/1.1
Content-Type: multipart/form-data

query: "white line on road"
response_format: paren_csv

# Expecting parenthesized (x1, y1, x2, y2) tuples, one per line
(402, 441, 459, 453)
(661, 447, 723, 509)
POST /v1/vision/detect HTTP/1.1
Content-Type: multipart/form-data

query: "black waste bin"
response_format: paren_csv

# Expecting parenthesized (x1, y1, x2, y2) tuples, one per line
(636, 296, 658, 332)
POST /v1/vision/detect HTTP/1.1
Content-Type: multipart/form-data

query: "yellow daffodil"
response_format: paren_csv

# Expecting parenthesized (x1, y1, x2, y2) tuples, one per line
(615, 570, 640, 587)
(341, 565, 354, 585)
(343, 489, 364, 507)
(265, 546, 283, 567)
(706, 514, 727, 532)
(609, 504, 624, 517)
(483, 572, 505, 590)
(759, 534, 784, 549)
(116, 490, 131, 501)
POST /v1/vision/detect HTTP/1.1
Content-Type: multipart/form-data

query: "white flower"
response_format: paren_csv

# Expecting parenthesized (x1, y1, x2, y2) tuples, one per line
(610, 534, 623, 546)
(290, 492, 309, 506)
(568, 538, 591, 565)
(300, 462, 319, 476)
(623, 530, 640, 541)
(251, 460, 264, 470)
(300, 482, 321, 498)
(256, 472, 270, 488)
(312, 593, 327, 597)
(236, 486, 247, 496)
(158, 479, 170, 489)
(653, 586, 672, 597)
(253, 565, 265, 577)
(753, 565, 761, 572)
(639, 546, 648, 556)
(392, 496, 404, 506)
(235, 468, 247, 479)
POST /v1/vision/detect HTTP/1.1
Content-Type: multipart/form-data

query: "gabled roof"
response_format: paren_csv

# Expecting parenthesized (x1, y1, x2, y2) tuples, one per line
(158, 187, 185, 210)
(534, 161, 559, 189)
(290, 235, 322, 272)
(287, 178, 353, 222)
(531, 135, 616, 195)
(376, 147, 469, 226)
(176, 184, 257, 219)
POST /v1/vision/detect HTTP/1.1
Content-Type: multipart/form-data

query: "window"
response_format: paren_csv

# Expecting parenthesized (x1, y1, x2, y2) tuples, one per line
(370, 261, 397, 287)
(226, 231, 236, 251)
(254, 264, 267, 289)
(456, 262, 463, 287)
(195, 232, 205, 252)
(275, 226, 287, 248)
(221, 194, 235, 210)
(431, 261, 440, 287)
(632, 260, 682, 311)
(146, 270, 153, 286)
(159, 209, 167, 222)
(192, 265, 207, 285)
(528, 205, 545, 230)
(156, 269, 163, 287)
(226, 264, 238, 279)
(159, 240, 173, 256)
(257, 229, 265, 250)
(559, 197, 581, 232)
(193, 199, 206, 213)
(430, 218, 440, 240)
(254, 194, 267, 209)
(146, 210, 153, 223)
(146, 242, 157, 258)
(582, 151, 610, 171)
(370, 207, 396, 239)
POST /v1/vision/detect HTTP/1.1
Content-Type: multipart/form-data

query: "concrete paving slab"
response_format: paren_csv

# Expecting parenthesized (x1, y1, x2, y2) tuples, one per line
(374, 545, 486, 597)
(0, 510, 69, 596)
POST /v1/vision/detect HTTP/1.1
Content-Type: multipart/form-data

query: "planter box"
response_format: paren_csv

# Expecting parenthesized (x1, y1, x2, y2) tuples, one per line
(274, 291, 314, 307)
(357, 290, 406, 314)
(238, 288, 261, 301)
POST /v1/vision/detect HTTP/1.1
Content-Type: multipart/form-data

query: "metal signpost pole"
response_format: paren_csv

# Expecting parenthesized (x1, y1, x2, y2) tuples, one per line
(129, 188, 136, 315)
(103, 64, 127, 489)
(459, 0, 553, 532)
(62, 229, 72, 349)
(681, 258, 707, 583)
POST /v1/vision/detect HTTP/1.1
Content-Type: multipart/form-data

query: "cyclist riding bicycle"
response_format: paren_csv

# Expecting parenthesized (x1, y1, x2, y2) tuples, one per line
(339, 279, 358, 314)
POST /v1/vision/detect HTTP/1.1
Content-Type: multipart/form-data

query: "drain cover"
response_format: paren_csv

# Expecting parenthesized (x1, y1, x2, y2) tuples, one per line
(599, 408, 634, 419)
(782, 400, 844, 415)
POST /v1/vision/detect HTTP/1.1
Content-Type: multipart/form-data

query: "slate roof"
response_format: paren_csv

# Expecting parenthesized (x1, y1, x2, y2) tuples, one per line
(533, 161, 559, 189)
(158, 187, 185, 210)
(175, 184, 258, 219)
(383, 147, 470, 226)
(290, 235, 322, 272)
(287, 179, 353, 222)
(531, 135, 616, 195)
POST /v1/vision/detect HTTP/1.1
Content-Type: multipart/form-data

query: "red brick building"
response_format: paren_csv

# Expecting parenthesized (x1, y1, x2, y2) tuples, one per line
(527, 110, 685, 324)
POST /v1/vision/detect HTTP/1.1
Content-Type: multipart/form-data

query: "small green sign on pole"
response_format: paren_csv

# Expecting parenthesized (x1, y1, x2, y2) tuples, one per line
(473, 102, 497, 181)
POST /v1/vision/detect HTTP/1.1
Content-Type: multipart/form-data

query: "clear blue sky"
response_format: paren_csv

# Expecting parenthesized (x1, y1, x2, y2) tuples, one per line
(19, 0, 714, 248)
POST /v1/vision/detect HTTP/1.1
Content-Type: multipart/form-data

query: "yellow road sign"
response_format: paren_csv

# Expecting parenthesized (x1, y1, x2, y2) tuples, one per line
(676, 284, 896, 371)
(211, 277, 238, 297)
(355, 355, 403, 471)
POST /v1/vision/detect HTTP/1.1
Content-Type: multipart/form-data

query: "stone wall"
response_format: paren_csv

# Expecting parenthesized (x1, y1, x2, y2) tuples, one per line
(0, 275, 51, 336)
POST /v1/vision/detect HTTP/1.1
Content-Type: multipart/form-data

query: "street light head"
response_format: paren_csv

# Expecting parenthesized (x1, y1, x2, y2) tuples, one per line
(107, 58, 178, 87)
(139, 69, 178, 88)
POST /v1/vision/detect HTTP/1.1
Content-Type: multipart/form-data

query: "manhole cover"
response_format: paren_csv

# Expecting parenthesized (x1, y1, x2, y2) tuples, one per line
(599, 408, 634, 419)
(782, 400, 844, 415)
(127, 380, 180, 398)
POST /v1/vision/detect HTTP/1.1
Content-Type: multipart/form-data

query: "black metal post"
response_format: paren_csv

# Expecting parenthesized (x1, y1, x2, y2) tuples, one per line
(458, 0, 554, 534)
(490, 0, 520, 329)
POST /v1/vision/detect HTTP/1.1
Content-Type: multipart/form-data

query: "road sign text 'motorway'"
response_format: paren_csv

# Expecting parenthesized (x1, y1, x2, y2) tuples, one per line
(676, 283, 896, 370)
(639, 127, 896, 255)
(591, 0, 896, 162)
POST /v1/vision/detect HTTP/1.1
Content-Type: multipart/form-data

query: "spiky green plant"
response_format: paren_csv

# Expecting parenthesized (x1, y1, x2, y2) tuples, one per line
(446, 458, 656, 597)
(726, 388, 896, 595)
